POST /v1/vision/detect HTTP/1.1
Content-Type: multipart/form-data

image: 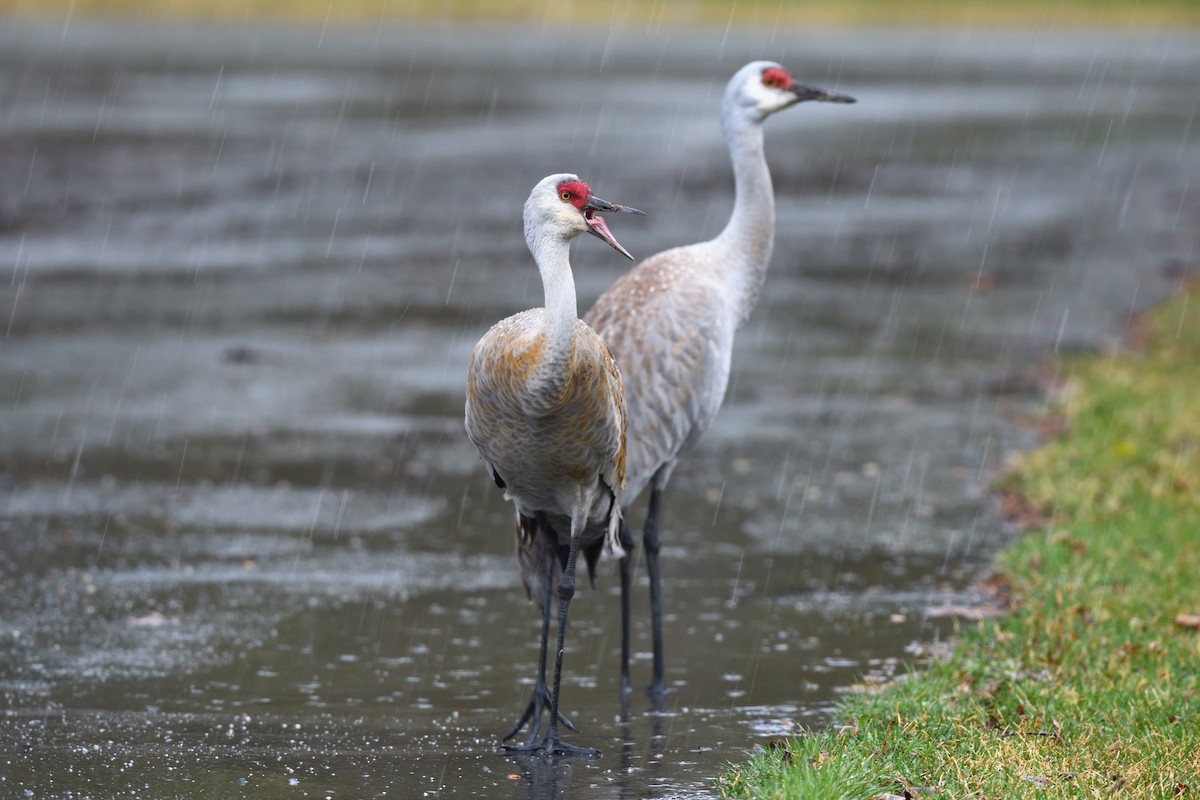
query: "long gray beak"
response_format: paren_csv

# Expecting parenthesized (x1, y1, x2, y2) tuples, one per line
(792, 82, 856, 104)
(582, 195, 646, 261)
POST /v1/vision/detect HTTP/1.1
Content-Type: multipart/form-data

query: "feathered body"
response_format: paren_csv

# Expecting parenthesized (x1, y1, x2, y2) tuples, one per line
(586, 228, 759, 506)
(584, 62, 856, 700)
(466, 311, 626, 597)
(463, 172, 643, 755)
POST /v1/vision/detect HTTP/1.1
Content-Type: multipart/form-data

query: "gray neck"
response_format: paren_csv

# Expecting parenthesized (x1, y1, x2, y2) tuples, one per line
(714, 113, 774, 323)
(525, 227, 578, 365)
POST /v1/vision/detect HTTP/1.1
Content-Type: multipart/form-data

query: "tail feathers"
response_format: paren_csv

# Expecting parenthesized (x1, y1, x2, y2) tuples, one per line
(603, 499, 626, 563)
(513, 512, 616, 615)
(514, 514, 545, 607)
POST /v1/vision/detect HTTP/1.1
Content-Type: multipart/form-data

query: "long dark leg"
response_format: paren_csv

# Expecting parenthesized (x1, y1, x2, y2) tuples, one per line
(617, 518, 636, 702)
(543, 533, 601, 757)
(503, 521, 575, 747)
(643, 485, 668, 706)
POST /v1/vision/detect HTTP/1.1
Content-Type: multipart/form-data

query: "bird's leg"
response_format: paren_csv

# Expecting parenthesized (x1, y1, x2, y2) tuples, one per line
(643, 485, 670, 708)
(541, 532, 601, 757)
(502, 540, 554, 744)
(503, 523, 576, 748)
(617, 517, 636, 703)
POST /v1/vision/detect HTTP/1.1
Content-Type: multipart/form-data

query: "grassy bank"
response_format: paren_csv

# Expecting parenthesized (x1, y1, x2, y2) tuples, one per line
(719, 289, 1200, 799)
(6, 0, 1200, 27)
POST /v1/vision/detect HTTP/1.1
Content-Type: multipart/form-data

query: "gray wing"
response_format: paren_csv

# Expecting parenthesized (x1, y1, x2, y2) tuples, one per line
(586, 250, 731, 504)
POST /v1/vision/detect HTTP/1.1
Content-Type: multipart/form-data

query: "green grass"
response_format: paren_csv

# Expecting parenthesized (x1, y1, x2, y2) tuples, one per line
(718, 289, 1200, 799)
(7, 0, 1200, 27)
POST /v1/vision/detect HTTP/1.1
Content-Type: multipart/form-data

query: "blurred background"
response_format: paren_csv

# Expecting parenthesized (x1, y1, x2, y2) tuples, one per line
(1, 2, 1197, 798)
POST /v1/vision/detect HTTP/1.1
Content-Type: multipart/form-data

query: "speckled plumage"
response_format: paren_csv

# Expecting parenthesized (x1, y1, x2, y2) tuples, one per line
(585, 248, 735, 504)
(466, 310, 627, 577)
(463, 173, 643, 755)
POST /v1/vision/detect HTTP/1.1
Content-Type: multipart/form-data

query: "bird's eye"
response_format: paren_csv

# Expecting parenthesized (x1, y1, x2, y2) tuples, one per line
(559, 191, 572, 202)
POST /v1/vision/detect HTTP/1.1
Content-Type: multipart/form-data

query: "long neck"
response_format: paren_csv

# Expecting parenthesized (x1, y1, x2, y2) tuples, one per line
(714, 113, 774, 323)
(526, 228, 578, 363)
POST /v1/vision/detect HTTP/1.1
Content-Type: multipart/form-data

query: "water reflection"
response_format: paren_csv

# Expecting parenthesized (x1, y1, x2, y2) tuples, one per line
(507, 754, 580, 800)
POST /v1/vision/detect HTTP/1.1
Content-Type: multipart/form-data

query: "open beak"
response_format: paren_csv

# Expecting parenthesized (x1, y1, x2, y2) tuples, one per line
(582, 195, 646, 261)
(791, 82, 856, 105)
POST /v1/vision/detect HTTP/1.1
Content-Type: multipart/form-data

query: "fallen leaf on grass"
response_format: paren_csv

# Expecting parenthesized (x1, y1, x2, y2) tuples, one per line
(764, 738, 796, 766)
(1174, 614, 1200, 629)
(996, 487, 1042, 528)
(978, 571, 1014, 610)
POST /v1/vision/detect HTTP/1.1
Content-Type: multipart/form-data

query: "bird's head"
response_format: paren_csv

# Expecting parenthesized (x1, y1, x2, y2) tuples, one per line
(523, 173, 646, 261)
(725, 60, 856, 124)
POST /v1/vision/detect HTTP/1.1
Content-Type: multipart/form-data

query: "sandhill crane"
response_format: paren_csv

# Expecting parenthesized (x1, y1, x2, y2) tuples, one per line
(584, 62, 855, 703)
(465, 173, 644, 756)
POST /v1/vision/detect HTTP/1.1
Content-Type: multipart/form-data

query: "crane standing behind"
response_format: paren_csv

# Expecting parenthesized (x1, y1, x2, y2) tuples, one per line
(585, 62, 856, 703)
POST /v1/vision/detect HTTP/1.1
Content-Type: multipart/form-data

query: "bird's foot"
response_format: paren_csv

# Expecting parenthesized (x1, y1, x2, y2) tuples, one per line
(502, 685, 577, 744)
(545, 736, 602, 758)
(502, 733, 601, 758)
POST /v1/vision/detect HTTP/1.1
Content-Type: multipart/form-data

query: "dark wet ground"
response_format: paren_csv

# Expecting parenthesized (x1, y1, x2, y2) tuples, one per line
(1, 18, 1197, 799)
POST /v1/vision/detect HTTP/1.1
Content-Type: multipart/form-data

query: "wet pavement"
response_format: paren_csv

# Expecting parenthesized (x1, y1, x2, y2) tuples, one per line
(1, 17, 1197, 799)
